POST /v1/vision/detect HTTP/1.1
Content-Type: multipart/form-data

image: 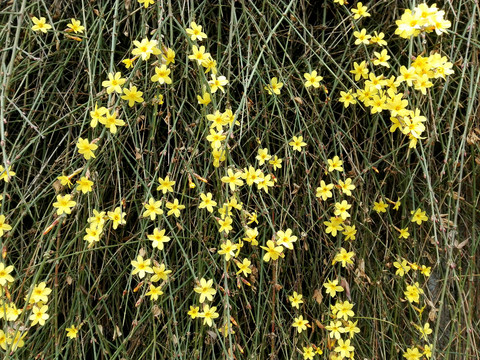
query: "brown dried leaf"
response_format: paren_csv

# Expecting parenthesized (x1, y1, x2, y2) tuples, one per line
(313, 288, 323, 304)
(341, 278, 351, 301)
(454, 239, 469, 249)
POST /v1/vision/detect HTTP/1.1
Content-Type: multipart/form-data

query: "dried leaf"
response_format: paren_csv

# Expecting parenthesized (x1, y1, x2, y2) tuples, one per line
(341, 278, 351, 301)
(313, 288, 323, 304)
(454, 239, 469, 249)
(206, 330, 217, 340)
(294, 97, 303, 105)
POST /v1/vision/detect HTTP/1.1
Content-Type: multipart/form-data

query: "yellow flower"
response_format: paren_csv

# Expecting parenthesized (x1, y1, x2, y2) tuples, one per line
(90, 102, 107, 128)
(66, 18, 85, 34)
(256, 174, 275, 193)
(99, 110, 125, 134)
(206, 129, 226, 149)
(0, 263, 14, 286)
(198, 192, 217, 213)
(151, 263, 172, 282)
(218, 216, 233, 234)
(197, 92, 211, 105)
(404, 282, 424, 303)
(334, 338, 355, 359)
(0, 215, 12, 237)
(157, 175, 175, 193)
(351, 2, 370, 19)
(107, 207, 126, 229)
(334, 200, 352, 220)
(199, 304, 219, 326)
(373, 49, 391, 68)
(403, 347, 422, 360)
(66, 325, 80, 339)
(344, 320, 360, 338)
(326, 320, 345, 340)
(186, 21, 207, 41)
(323, 279, 344, 298)
(137, 0, 155, 9)
(145, 284, 164, 300)
(292, 315, 309, 333)
(288, 291, 303, 309)
(0, 165, 15, 183)
(398, 227, 410, 239)
(276, 228, 297, 250)
(53, 194, 76, 215)
(260, 240, 284, 262)
(247, 212, 258, 225)
(188, 45, 209, 63)
(264, 77, 283, 95)
(76, 176, 94, 194)
(208, 74, 228, 93)
(221, 169, 244, 191)
(335, 300, 355, 320)
(327, 156, 343, 172)
(122, 57, 136, 69)
(411, 208, 428, 225)
(7, 330, 26, 351)
(370, 31, 387, 46)
(256, 148, 272, 165)
(304, 70, 323, 88)
(420, 265, 431, 277)
(121, 86, 144, 107)
(339, 90, 357, 107)
(302, 346, 315, 360)
(187, 305, 200, 319)
(393, 198, 401, 210)
(151, 65, 172, 84)
(423, 344, 432, 359)
(155, 94, 164, 104)
(338, 178, 355, 196)
(332, 248, 355, 267)
(165, 199, 185, 217)
(393, 259, 411, 277)
(350, 61, 369, 81)
(217, 240, 238, 261)
(142, 197, 163, 220)
(289, 136, 307, 152)
(417, 322, 433, 340)
(316, 180, 334, 200)
(147, 228, 170, 250)
(206, 110, 225, 130)
(131, 255, 154, 279)
(31, 17, 52, 33)
(163, 48, 176, 65)
(84, 224, 102, 245)
(29, 305, 49, 326)
(194, 278, 216, 303)
(76, 137, 98, 160)
(243, 227, 259, 246)
(102, 72, 126, 94)
(28, 281, 52, 304)
(341, 223, 355, 239)
(202, 57, 217, 74)
(88, 209, 106, 228)
(373, 199, 388, 213)
(353, 28, 371, 45)
(269, 156, 283, 170)
(212, 148, 226, 167)
(132, 37, 161, 60)
(324, 216, 344, 237)
(235, 258, 252, 276)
